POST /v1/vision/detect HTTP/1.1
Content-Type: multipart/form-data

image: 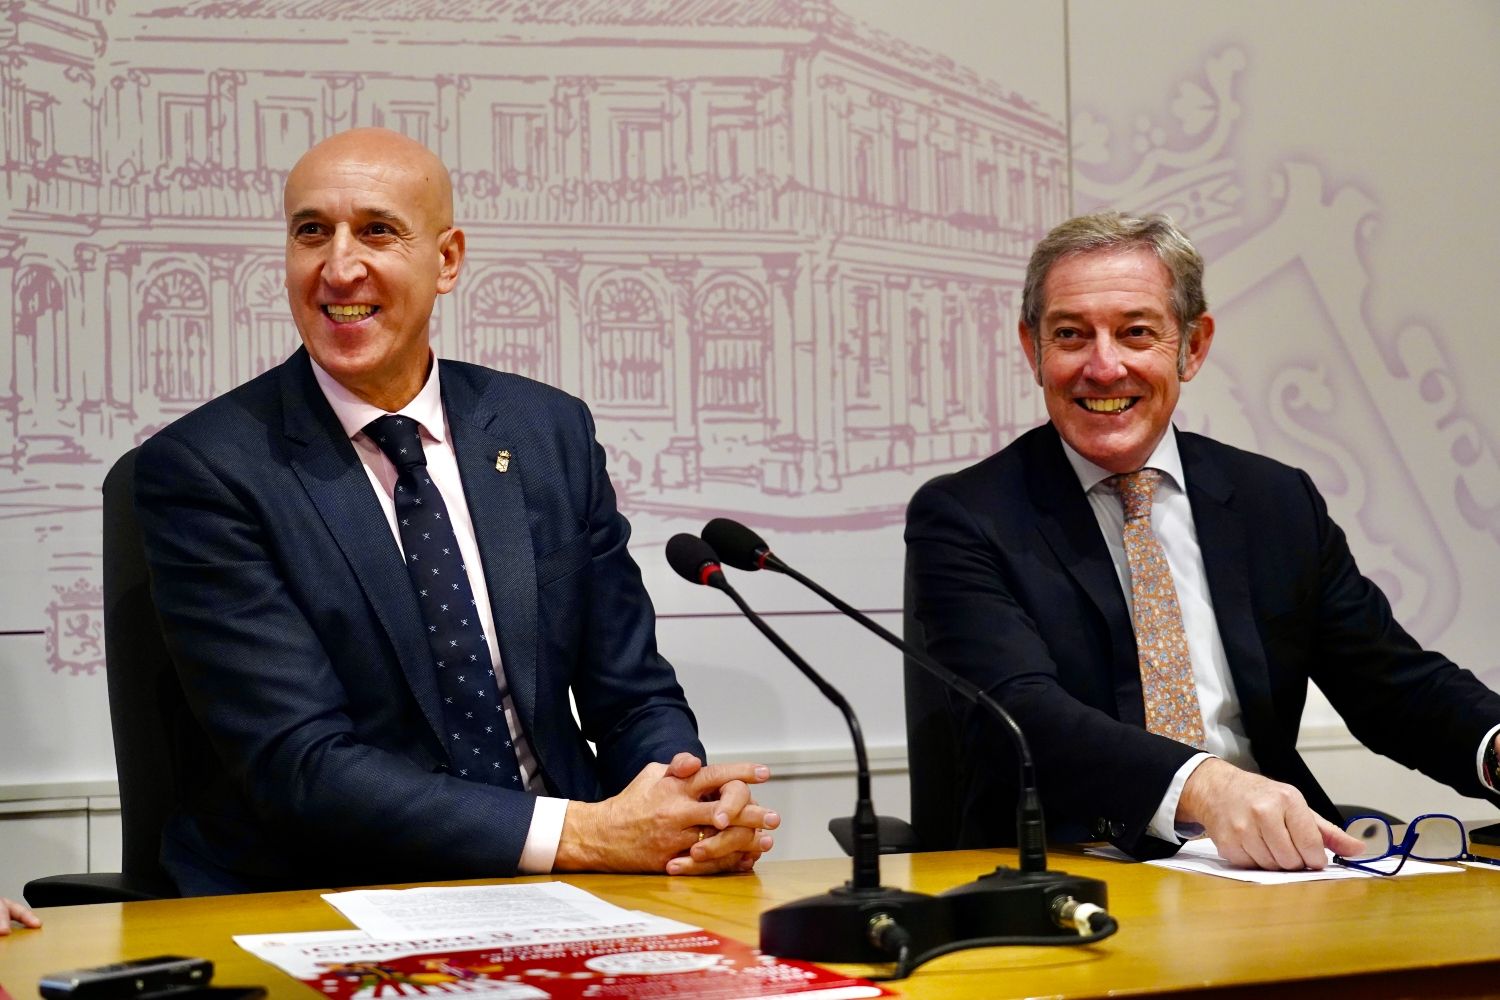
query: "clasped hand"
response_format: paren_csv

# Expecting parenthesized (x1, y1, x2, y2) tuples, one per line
(558, 752, 778, 875)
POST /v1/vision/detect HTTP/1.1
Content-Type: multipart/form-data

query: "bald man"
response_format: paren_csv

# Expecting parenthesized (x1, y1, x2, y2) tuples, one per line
(134, 128, 776, 895)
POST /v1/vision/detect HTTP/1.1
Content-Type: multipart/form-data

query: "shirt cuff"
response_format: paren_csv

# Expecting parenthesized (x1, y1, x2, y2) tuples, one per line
(1146, 752, 1214, 844)
(517, 796, 569, 874)
(1478, 724, 1500, 792)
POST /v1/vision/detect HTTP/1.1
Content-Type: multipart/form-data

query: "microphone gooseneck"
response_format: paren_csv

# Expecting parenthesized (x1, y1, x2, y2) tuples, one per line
(666, 532, 945, 966)
(674, 523, 1117, 974)
(699, 518, 1047, 872)
(665, 533, 879, 890)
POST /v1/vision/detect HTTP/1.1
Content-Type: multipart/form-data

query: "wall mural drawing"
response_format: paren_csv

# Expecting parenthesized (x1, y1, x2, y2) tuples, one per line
(2, 0, 1065, 674)
(3, 2, 1495, 701)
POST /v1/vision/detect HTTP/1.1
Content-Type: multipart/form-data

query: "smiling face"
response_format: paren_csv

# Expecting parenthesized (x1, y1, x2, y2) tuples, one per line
(283, 128, 464, 411)
(1020, 247, 1213, 473)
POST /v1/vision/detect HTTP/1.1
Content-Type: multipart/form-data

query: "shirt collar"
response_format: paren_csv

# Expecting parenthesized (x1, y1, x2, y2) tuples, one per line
(1059, 425, 1186, 495)
(310, 353, 447, 444)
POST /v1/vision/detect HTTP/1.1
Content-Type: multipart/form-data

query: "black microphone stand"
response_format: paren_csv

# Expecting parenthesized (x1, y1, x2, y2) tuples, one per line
(700, 519, 1111, 951)
(664, 536, 951, 965)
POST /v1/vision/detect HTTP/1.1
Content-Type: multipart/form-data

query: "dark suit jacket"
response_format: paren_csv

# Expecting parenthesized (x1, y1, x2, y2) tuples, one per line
(906, 422, 1500, 858)
(135, 348, 702, 894)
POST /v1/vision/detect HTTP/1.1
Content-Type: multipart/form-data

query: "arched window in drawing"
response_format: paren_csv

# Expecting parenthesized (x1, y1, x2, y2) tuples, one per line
(935, 148, 961, 217)
(465, 270, 554, 383)
(973, 287, 1002, 433)
(257, 103, 315, 171)
(694, 278, 768, 416)
(494, 107, 548, 187)
(1032, 166, 1051, 233)
(615, 118, 665, 183)
(907, 306, 927, 407)
(975, 161, 999, 222)
(894, 132, 918, 210)
(941, 295, 966, 418)
(852, 130, 876, 203)
(709, 109, 755, 182)
(587, 276, 666, 408)
(381, 103, 432, 149)
(847, 285, 886, 403)
(139, 268, 211, 405)
(1007, 164, 1026, 223)
(162, 97, 209, 166)
(842, 281, 892, 450)
(240, 259, 293, 381)
(24, 94, 55, 164)
(14, 266, 67, 419)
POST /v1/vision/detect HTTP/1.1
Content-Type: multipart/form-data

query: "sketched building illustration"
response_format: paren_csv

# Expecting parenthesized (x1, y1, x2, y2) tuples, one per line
(4, 0, 1067, 673)
(4, 0, 1063, 503)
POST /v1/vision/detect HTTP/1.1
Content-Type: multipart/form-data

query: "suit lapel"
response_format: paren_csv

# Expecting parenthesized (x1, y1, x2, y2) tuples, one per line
(1025, 426, 1144, 724)
(1179, 434, 1280, 752)
(278, 350, 446, 742)
(441, 366, 541, 740)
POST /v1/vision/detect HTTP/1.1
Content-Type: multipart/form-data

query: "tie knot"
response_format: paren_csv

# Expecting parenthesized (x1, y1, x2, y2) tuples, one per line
(1109, 468, 1160, 521)
(364, 414, 428, 471)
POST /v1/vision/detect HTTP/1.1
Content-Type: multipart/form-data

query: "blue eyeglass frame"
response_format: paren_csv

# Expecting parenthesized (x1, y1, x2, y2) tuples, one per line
(1334, 812, 1500, 876)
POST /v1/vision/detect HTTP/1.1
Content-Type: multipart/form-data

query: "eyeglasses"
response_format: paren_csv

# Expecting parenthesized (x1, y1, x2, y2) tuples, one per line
(1334, 813, 1500, 876)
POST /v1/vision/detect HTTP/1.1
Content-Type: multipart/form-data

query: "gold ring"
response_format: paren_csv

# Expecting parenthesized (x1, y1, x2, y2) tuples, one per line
(696, 828, 706, 843)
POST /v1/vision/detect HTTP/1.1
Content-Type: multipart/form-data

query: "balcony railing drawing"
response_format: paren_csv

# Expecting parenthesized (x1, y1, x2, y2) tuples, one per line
(784, 185, 1041, 258)
(6, 159, 1043, 257)
(451, 172, 784, 231)
(7, 156, 101, 217)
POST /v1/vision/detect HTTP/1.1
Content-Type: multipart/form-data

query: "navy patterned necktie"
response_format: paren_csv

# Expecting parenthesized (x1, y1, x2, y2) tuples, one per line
(364, 414, 523, 788)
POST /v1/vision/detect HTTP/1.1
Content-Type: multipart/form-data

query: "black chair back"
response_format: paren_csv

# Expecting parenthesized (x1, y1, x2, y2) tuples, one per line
(901, 551, 963, 851)
(25, 448, 193, 904)
(105, 447, 204, 892)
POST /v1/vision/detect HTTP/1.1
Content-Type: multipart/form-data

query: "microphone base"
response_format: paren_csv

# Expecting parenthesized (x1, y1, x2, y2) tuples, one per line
(759, 883, 949, 964)
(941, 865, 1107, 938)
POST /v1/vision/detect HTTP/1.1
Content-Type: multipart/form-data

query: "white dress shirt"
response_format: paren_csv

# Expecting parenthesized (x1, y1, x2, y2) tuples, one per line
(311, 356, 567, 872)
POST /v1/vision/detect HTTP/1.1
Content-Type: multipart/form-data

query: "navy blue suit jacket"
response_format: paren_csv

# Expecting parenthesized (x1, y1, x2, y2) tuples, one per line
(135, 348, 702, 893)
(906, 423, 1500, 858)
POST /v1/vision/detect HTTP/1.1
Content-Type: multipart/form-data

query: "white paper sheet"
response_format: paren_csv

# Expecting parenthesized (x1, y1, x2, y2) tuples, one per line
(322, 881, 667, 940)
(1086, 838, 1465, 883)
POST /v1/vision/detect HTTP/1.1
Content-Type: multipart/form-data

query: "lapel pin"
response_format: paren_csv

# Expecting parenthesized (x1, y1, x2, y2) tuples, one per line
(495, 450, 511, 473)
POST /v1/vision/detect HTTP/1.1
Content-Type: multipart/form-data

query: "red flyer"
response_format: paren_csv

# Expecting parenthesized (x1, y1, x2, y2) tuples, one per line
(237, 926, 893, 999)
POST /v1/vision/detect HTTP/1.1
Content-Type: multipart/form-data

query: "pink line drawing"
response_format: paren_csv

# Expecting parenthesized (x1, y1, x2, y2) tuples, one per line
(2, 0, 1067, 670)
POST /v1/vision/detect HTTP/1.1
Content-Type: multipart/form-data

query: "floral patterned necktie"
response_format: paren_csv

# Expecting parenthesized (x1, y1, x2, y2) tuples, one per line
(1108, 469, 1206, 749)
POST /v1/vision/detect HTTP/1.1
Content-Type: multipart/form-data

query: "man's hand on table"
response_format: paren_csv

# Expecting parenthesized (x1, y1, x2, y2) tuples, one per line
(1179, 757, 1363, 870)
(2, 896, 41, 935)
(555, 753, 779, 875)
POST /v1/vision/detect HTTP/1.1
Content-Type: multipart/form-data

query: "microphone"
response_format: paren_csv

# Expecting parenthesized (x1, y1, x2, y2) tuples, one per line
(703, 518, 1046, 868)
(665, 534, 948, 964)
(702, 516, 780, 573)
(665, 533, 728, 589)
(699, 519, 1109, 942)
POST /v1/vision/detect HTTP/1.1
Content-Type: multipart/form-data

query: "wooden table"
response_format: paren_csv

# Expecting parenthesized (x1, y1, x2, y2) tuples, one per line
(4, 847, 1500, 998)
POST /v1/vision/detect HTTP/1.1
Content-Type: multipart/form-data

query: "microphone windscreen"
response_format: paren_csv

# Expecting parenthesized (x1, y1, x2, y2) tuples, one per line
(666, 533, 719, 584)
(702, 517, 768, 571)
